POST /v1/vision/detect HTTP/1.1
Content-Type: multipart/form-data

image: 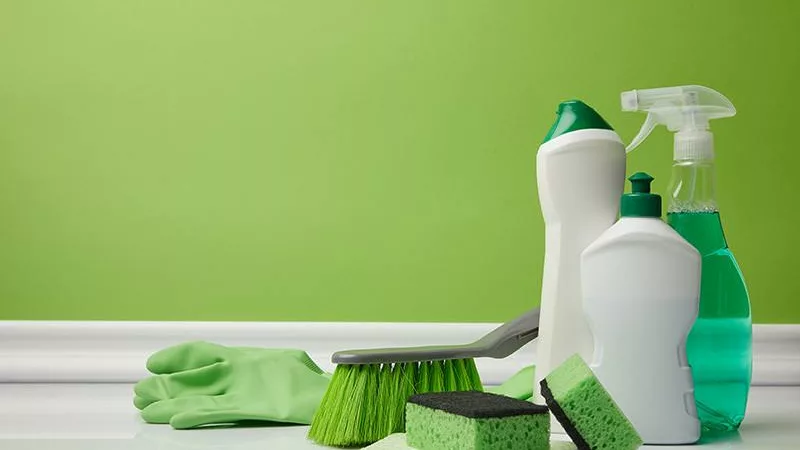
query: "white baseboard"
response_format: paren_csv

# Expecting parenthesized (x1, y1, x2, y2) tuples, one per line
(0, 321, 797, 386)
(752, 324, 800, 386)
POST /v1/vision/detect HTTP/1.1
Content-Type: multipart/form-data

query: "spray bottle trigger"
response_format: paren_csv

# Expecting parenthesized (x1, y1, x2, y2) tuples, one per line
(625, 113, 657, 153)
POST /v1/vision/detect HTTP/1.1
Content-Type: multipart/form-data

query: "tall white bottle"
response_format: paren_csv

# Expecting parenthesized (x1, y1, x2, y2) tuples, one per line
(581, 172, 701, 444)
(533, 100, 626, 412)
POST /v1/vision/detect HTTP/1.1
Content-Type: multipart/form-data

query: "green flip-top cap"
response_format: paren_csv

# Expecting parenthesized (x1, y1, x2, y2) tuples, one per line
(621, 172, 662, 218)
(542, 100, 614, 143)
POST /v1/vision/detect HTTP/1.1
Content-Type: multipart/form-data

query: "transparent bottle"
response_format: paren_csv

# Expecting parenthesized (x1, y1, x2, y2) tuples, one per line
(666, 159, 752, 431)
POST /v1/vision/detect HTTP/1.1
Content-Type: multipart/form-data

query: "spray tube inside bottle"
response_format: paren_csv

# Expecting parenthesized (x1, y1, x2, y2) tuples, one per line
(622, 85, 752, 431)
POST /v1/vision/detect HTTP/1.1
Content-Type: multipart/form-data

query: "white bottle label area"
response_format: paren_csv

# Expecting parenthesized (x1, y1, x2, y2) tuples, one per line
(581, 219, 701, 444)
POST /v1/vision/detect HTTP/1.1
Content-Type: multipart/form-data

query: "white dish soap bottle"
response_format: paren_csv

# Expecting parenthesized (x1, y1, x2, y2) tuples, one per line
(533, 100, 626, 409)
(581, 172, 702, 444)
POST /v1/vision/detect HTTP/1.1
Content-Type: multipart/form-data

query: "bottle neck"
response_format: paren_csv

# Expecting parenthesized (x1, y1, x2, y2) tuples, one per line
(666, 159, 728, 254)
(666, 159, 718, 213)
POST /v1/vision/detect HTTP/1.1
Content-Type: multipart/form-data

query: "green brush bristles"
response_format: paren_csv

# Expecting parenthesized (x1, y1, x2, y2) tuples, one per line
(308, 358, 483, 447)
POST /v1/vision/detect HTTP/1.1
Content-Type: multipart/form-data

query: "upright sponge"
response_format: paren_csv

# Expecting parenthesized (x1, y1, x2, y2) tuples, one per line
(405, 391, 549, 450)
(540, 354, 643, 450)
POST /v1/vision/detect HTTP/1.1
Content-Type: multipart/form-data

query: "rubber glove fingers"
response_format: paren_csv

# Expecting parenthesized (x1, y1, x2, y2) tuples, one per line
(141, 395, 234, 424)
(146, 341, 230, 374)
(134, 361, 232, 408)
(134, 395, 151, 410)
(147, 343, 324, 376)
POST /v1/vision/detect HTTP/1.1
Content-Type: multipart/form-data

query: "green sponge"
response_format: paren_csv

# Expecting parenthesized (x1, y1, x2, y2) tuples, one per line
(540, 354, 643, 450)
(405, 391, 550, 450)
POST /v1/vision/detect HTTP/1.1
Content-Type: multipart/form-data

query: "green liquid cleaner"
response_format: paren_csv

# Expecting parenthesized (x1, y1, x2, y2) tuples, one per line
(667, 211, 752, 431)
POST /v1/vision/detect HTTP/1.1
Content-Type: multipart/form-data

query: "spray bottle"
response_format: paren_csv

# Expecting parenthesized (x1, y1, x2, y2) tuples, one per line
(533, 100, 626, 418)
(622, 85, 752, 431)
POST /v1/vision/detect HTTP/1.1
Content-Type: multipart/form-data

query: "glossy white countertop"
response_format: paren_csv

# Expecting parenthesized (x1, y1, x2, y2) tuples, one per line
(0, 384, 797, 450)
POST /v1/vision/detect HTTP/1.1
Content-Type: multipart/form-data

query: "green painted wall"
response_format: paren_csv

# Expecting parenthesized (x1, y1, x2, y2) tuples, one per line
(0, 1, 797, 323)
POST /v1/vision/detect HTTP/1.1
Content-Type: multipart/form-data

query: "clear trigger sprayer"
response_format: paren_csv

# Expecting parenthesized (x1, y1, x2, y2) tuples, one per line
(621, 84, 735, 158)
(621, 85, 753, 432)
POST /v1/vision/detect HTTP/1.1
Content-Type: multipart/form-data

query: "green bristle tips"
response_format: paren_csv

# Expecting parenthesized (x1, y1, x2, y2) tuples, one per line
(418, 361, 431, 393)
(444, 360, 457, 389)
(307, 359, 483, 447)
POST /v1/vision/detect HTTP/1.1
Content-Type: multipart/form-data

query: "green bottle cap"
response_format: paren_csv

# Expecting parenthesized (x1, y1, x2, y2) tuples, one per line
(621, 172, 662, 218)
(542, 100, 614, 144)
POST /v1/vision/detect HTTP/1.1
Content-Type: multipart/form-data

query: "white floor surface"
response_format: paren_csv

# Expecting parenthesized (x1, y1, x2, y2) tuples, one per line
(0, 384, 797, 449)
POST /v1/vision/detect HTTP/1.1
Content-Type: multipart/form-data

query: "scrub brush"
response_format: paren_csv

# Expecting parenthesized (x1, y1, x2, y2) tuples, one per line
(307, 307, 540, 447)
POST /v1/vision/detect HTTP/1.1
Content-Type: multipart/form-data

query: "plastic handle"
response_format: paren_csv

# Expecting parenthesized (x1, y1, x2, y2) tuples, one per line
(331, 307, 540, 364)
(472, 307, 540, 359)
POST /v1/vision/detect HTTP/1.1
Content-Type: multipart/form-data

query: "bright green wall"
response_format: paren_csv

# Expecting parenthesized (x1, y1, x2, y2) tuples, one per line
(1, 1, 797, 323)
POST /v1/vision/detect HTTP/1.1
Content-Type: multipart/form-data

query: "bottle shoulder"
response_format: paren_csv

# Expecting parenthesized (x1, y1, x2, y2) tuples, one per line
(584, 218, 700, 258)
(537, 128, 624, 156)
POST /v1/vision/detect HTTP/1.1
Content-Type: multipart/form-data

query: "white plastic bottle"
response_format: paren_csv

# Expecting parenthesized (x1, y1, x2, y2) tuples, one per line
(533, 100, 626, 410)
(581, 172, 701, 444)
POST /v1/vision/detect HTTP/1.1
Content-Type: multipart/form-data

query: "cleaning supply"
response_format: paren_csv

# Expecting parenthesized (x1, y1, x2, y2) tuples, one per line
(622, 85, 752, 431)
(134, 339, 539, 433)
(581, 172, 701, 444)
(486, 365, 536, 400)
(405, 391, 550, 450)
(133, 342, 331, 428)
(308, 307, 540, 447)
(534, 100, 626, 411)
(540, 353, 643, 450)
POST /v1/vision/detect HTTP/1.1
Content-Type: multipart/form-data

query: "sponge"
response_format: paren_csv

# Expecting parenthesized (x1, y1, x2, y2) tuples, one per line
(405, 391, 549, 450)
(540, 354, 643, 450)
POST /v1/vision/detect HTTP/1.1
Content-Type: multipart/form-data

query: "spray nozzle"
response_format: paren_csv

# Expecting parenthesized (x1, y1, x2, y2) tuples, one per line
(621, 85, 736, 160)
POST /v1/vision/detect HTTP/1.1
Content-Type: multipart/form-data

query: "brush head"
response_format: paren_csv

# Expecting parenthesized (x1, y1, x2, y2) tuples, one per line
(307, 358, 483, 447)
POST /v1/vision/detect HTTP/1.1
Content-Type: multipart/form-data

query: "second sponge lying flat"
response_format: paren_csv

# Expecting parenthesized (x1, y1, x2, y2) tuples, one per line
(540, 354, 643, 450)
(405, 391, 550, 450)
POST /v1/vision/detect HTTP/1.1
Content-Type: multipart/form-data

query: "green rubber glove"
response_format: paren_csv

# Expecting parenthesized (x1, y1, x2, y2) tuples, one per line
(487, 365, 536, 401)
(134, 341, 332, 429)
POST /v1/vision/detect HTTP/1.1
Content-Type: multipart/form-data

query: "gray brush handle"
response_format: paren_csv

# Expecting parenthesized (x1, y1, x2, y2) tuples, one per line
(469, 307, 540, 358)
(331, 307, 540, 365)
